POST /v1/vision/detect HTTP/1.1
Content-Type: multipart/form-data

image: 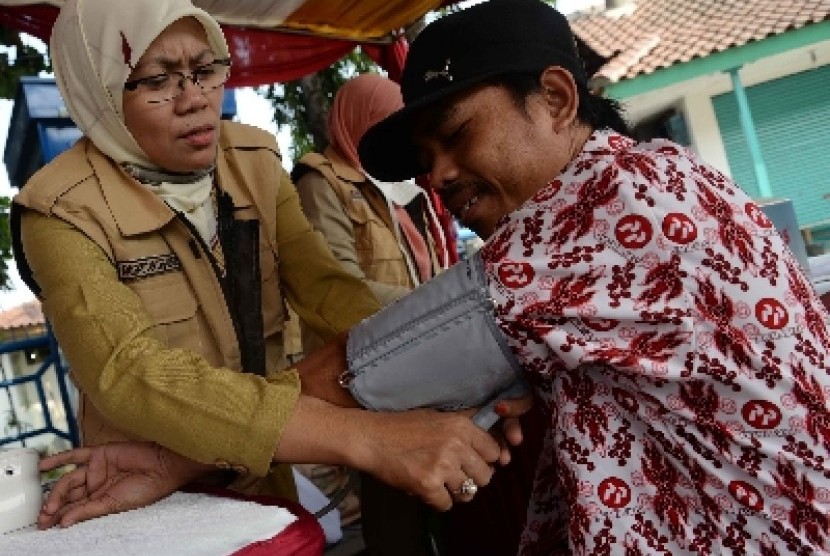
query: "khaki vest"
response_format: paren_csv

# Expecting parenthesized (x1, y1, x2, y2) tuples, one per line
(297, 151, 416, 289)
(15, 121, 293, 496)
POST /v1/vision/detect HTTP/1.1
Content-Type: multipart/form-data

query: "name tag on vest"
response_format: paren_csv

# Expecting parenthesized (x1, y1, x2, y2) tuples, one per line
(117, 253, 182, 281)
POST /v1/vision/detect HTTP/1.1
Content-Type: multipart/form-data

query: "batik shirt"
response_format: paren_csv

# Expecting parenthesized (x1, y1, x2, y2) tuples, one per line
(481, 130, 830, 555)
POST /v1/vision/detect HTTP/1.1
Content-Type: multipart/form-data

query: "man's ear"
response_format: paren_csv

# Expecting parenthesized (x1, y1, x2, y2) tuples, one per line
(539, 66, 579, 132)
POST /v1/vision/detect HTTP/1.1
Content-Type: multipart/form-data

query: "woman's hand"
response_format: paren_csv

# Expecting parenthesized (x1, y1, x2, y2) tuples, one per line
(38, 442, 211, 529)
(343, 408, 504, 511)
(276, 396, 504, 511)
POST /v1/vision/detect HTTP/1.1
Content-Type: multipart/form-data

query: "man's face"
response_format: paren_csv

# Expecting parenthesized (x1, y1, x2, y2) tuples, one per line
(413, 84, 573, 239)
(122, 18, 224, 173)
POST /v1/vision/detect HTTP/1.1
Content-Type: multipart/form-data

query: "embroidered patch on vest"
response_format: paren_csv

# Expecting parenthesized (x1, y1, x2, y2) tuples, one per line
(117, 253, 182, 281)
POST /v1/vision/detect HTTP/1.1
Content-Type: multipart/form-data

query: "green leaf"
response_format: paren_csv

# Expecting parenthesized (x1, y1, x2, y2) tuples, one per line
(0, 25, 50, 100)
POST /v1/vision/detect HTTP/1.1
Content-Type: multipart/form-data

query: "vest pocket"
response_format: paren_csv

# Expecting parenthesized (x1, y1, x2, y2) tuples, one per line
(131, 272, 200, 351)
(341, 195, 403, 269)
(341, 194, 371, 224)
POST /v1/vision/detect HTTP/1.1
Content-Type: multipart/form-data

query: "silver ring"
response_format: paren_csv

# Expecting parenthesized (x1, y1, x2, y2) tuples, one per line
(455, 477, 478, 498)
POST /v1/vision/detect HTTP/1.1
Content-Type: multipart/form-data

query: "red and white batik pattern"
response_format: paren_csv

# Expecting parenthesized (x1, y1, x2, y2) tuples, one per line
(482, 131, 830, 555)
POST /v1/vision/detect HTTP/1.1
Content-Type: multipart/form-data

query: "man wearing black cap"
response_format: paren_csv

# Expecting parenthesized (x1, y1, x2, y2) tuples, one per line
(360, 0, 830, 553)
(34, 1, 830, 553)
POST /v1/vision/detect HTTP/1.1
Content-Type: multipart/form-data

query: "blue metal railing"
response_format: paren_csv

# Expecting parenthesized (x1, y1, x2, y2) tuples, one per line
(0, 323, 79, 448)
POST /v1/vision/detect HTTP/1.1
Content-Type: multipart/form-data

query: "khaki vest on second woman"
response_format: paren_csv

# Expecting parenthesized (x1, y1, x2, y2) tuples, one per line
(15, 121, 293, 496)
(296, 150, 416, 289)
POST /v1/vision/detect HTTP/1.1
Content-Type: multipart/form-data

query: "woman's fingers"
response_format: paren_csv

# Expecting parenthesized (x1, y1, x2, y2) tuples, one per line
(425, 482, 453, 511)
(461, 447, 495, 489)
(501, 417, 524, 448)
(467, 420, 503, 463)
(39, 497, 80, 529)
(353, 408, 505, 511)
(449, 460, 494, 505)
(38, 460, 116, 529)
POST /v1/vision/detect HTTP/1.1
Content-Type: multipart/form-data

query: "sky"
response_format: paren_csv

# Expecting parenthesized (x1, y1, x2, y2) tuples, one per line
(0, 0, 600, 310)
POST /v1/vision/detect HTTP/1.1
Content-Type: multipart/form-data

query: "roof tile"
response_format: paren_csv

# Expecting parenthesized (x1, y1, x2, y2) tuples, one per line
(0, 301, 44, 331)
(571, 0, 830, 84)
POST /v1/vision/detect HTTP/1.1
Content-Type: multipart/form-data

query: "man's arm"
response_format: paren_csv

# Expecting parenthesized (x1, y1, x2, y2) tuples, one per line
(291, 330, 358, 407)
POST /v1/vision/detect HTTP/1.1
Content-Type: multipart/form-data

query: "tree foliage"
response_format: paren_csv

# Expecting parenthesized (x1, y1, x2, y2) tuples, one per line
(264, 48, 380, 163)
(0, 25, 49, 100)
(0, 26, 48, 290)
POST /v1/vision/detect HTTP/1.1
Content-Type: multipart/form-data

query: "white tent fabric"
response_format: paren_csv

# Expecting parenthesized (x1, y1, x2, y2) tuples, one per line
(0, 0, 445, 40)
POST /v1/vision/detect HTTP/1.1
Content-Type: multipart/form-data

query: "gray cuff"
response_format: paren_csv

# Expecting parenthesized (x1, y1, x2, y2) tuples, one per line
(342, 252, 527, 428)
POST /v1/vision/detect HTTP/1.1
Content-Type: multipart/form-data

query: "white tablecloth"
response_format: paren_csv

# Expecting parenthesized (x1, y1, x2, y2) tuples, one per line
(0, 491, 296, 555)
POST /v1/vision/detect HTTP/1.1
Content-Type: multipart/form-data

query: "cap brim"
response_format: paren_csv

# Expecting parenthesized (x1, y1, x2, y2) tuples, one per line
(359, 73, 503, 182)
(358, 104, 420, 182)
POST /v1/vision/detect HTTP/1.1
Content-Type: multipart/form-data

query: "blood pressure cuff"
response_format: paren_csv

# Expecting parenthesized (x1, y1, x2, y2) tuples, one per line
(342, 251, 528, 429)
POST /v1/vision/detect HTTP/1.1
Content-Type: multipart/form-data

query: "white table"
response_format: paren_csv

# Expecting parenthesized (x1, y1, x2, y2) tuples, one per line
(0, 490, 321, 556)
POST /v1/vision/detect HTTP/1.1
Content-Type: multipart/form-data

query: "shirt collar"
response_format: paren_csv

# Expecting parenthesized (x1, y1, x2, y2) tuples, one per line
(89, 123, 255, 237)
(88, 141, 176, 237)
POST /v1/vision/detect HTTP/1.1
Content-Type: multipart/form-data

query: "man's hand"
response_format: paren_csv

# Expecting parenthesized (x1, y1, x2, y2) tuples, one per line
(38, 442, 210, 529)
(493, 394, 534, 465)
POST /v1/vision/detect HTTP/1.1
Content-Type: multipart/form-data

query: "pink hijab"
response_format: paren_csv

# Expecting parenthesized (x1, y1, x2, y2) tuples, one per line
(328, 73, 403, 172)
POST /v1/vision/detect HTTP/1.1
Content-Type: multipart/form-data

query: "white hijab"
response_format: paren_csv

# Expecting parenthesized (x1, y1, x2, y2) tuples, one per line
(50, 0, 230, 169)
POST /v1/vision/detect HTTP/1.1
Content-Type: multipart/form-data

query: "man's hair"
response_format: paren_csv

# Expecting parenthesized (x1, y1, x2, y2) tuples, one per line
(488, 72, 631, 136)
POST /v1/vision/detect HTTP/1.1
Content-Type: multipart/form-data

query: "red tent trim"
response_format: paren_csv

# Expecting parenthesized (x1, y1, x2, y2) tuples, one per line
(0, 5, 410, 84)
(0, 4, 460, 258)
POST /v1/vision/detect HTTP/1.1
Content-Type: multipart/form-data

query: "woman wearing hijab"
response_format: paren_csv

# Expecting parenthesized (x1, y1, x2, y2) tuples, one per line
(293, 74, 450, 310)
(292, 73, 451, 554)
(17, 0, 509, 527)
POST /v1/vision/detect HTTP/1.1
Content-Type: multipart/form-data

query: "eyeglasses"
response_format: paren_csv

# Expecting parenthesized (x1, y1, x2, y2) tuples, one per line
(124, 58, 231, 104)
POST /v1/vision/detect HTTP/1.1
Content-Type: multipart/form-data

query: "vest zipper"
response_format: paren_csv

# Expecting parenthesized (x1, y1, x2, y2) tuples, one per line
(174, 212, 226, 284)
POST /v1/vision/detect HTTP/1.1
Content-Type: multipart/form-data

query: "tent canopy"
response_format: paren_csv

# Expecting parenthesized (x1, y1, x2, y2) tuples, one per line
(0, 0, 459, 85)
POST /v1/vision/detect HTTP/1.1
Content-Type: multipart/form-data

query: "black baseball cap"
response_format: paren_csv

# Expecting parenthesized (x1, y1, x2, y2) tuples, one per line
(358, 0, 587, 182)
